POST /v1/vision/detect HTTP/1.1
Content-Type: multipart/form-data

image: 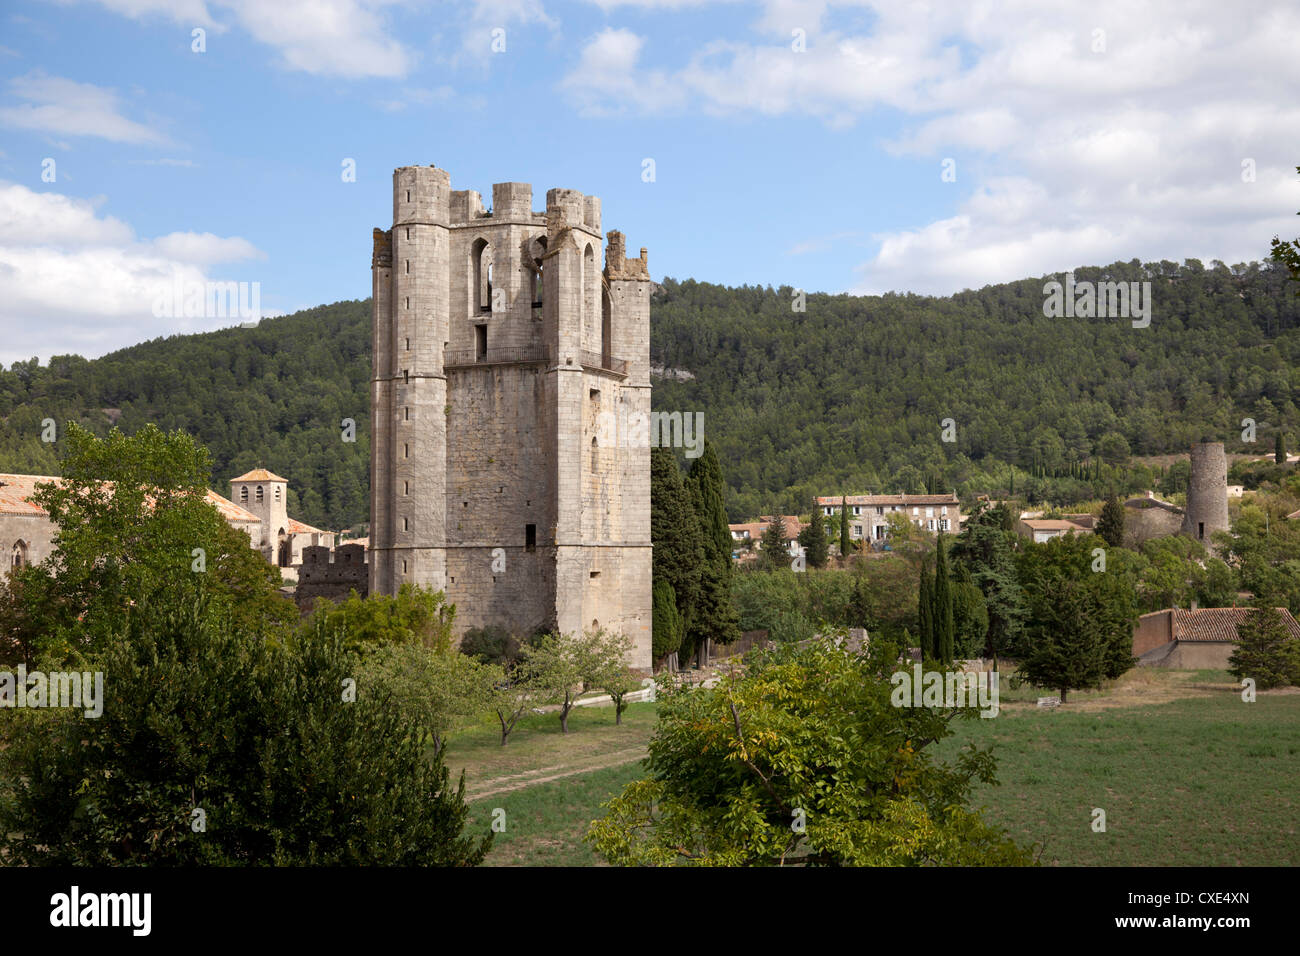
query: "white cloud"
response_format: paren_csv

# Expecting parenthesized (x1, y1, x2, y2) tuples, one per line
(561, 0, 1300, 293)
(77, 0, 410, 78)
(0, 71, 171, 145)
(0, 183, 268, 365)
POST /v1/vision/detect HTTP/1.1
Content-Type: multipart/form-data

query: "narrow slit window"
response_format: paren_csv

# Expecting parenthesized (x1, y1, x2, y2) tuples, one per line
(525, 524, 536, 552)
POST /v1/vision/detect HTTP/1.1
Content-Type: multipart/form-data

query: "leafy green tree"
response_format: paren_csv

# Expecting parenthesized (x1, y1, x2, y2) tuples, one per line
(589, 629, 641, 724)
(458, 624, 522, 667)
(366, 642, 502, 757)
(300, 582, 455, 654)
(585, 638, 1035, 866)
(1228, 604, 1300, 689)
(0, 598, 490, 865)
(1016, 535, 1139, 698)
(3, 423, 294, 665)
(951, 564, 989, 659)
(797, 502, 830, 569)
(1097, 495, 1125, 548)
(1270, 166, 1300, 295)
(951, 503, 1026, 665)
(933, 534, 955, 664)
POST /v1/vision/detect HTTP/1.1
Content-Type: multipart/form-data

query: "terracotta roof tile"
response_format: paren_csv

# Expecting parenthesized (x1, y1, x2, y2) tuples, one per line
(230, 468, 289, 483)
(1141, 607, 1300, 643)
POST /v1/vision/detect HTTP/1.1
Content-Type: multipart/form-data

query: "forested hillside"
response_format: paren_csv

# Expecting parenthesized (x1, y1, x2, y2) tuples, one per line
(2, 258, 1298, 530)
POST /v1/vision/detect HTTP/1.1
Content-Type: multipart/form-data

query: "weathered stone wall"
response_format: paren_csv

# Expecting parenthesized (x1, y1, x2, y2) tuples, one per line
(1182, 441, 1230, 548)
(0, 513, 57, 572)
(1123, 502, 1184, 547)
(296, 543, 368, 611)
(369, 166, 653, 670)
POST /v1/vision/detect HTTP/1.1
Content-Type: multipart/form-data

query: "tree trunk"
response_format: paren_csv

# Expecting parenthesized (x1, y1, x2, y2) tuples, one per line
(560, 702, 570, 734)
(615, 700, 623, 725)
(1060, 686, 1068, 703)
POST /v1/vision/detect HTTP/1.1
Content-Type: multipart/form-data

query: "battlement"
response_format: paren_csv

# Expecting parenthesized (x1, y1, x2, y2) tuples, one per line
(296, 543, 368, 611)
(604, 230, 650, 280)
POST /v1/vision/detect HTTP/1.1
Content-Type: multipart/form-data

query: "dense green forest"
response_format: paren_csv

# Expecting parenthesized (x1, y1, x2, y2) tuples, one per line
(2, 258, 1298, 530)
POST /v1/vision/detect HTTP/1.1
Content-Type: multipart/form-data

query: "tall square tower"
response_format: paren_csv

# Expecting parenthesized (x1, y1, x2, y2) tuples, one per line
(369, 166, 652, 670)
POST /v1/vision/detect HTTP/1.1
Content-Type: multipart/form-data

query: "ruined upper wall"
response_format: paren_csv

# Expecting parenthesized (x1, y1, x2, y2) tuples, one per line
(604, 230, 650, 281)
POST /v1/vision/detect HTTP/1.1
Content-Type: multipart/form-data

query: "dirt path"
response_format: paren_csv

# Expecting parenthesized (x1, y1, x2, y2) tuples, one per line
(467, 747, 648, 800)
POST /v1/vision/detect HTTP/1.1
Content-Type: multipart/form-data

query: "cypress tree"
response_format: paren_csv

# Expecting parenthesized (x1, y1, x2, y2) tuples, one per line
(759, 515, 788, 568)
(839, 496, 851, 557)
(918, 558, 935, 659)
(934, 534, 955, 664)
(1276, 433, 1287, 465)
(651, 448, 703, 659)
(651, 579, 684, 663)
(684, 442, 741, 656)
(798, 500, 830, 568)
(1097, 494, 1125, 548)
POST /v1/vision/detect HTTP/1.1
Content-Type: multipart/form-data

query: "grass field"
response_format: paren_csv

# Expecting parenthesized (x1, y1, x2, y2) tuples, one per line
(445, 670, 1300, 866)
(935, 671, 1300, 866)
(444, 702, 657, 867)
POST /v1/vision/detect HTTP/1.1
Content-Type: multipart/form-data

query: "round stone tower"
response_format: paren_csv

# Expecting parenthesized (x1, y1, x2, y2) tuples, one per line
(1181, 441, 1229, 547)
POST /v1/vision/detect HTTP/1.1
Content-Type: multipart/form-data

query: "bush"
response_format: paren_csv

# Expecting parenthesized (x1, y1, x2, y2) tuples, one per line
(0, 599, 490, 865)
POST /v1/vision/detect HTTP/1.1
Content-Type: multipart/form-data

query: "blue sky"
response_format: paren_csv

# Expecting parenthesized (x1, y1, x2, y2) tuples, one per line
(2, 0, 1298, 364)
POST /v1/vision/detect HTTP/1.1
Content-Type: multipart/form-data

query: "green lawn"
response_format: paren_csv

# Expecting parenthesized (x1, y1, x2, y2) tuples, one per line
(444, 672, 1300, 866)
(934, 677, 1300, 866)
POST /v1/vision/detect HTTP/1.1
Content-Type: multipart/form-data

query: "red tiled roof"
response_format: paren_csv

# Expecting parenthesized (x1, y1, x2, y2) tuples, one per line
(0, 473, 260, 523)
(288, 518, 328, 535)
(1139, 607, 1300, 643)
(230, 468, 288, 483)
(1022, 519, 1089, 531)
(729, 516, 805, 541)
(0, 474, 58, 516)
(816, 493, 959, 507)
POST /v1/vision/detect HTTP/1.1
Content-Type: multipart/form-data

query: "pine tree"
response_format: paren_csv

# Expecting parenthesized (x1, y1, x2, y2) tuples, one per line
(759, 516, 789, 569)
(933, 534, 955, 664)
(839, 496, 850, 558)
(1229, 604, 1300, 689)
(798, 501, 829, 568)
(918, 558, 935, 659)
(1097, 494, 1125, 548)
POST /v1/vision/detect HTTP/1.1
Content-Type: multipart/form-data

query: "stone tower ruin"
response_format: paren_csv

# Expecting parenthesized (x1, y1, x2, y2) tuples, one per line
(368, 165, 652, 670)
(1181, 441, 1230, 548)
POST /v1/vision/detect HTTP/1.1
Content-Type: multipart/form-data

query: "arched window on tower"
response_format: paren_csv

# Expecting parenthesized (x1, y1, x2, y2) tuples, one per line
(601, 285, 612, 366)
(240, 485, 248, 502)
(529, 237, 547, 307)
(256, 486, 264, 503)
(11, 540, 28, 569)
(274, 485, 281, 502)
(471, 238, 492, 313)
(584, 244, 598, 351)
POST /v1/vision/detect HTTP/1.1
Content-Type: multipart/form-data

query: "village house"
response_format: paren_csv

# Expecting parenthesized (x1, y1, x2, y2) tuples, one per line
(1015, 517, 1093, 543)
(1134, 606, 1300, 669)
(814, 493, 963, 544)
(1, 469, 335, 582)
